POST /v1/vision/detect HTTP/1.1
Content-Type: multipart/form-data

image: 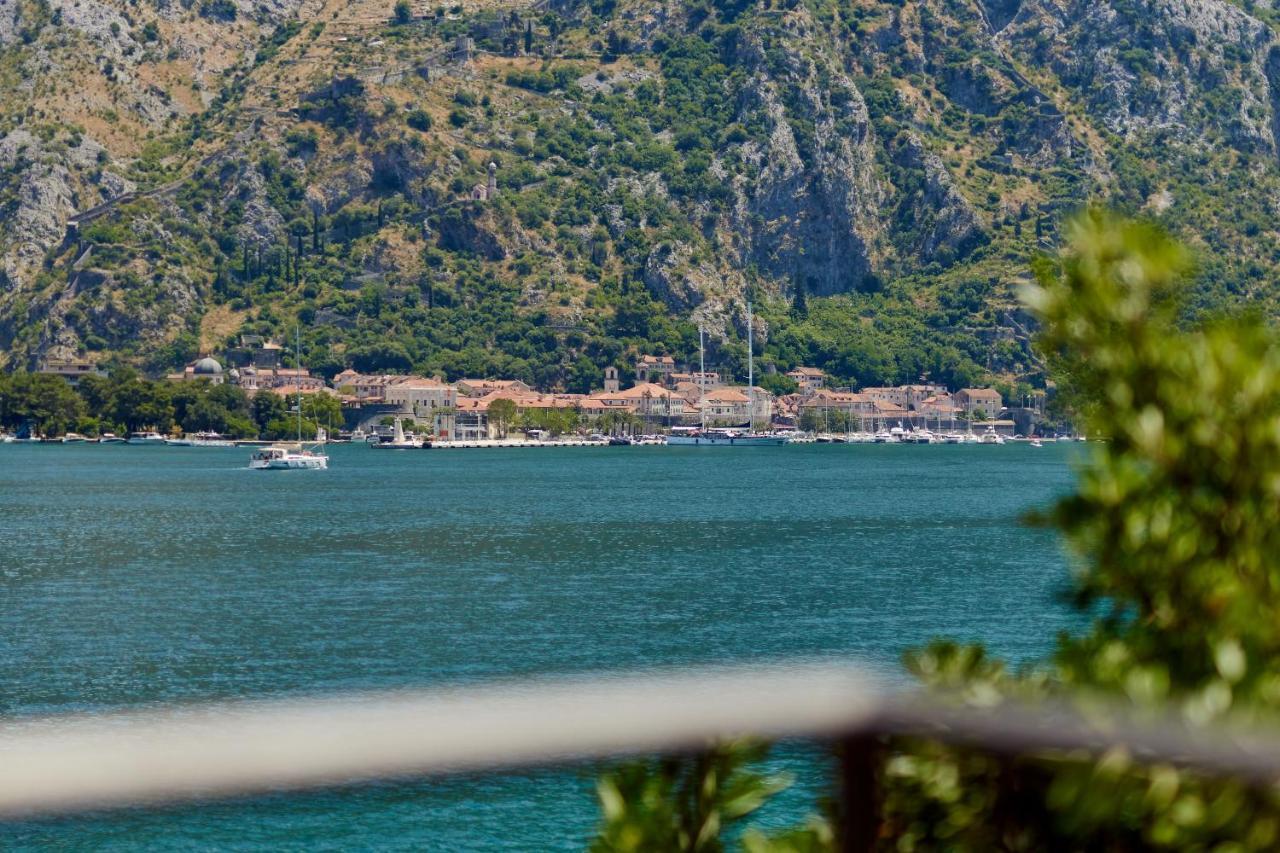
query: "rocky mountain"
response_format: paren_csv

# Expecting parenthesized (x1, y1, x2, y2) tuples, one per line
(3, 0, 1280, 393)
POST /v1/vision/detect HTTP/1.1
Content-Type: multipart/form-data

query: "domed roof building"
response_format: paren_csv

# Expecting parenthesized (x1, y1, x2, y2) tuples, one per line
(193, 357, 223, 376)
(170, 356, 226, 385)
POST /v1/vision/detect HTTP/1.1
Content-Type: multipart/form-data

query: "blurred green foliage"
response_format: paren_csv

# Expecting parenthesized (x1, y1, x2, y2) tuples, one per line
(593, 211, 1280, 848)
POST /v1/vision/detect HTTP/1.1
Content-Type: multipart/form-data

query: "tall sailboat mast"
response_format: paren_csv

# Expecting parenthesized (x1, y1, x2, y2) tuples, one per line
(698, 325, 706, 430)
(295, 325, 303, 443)
(745, 301, 754, 431)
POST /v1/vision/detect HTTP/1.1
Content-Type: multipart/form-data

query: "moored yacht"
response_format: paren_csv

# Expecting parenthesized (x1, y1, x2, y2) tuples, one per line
(98, 433, 125, 444)
(127, 431, 166, 445)
(249, 443, 328, 470)
(980, 425, 1005, 445)
(61, 433, 89, 443)
(666, 427, 788, 446)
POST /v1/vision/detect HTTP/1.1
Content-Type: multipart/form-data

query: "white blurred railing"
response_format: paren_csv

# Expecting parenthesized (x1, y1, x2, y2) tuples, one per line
(4, 661, 1280, 851)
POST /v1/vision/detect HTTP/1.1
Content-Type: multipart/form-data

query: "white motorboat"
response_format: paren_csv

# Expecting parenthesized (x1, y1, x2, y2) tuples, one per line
(98, 433, 125, 444)
(61, 433, 89, 443)
(127, 431, 166, 445)
(0, 433, 14, 444)
(191, 431, 235, 447)
(249, 443, 328, 470)
(1030, 438, 1044, 448)
(980, 426, 1005, 445)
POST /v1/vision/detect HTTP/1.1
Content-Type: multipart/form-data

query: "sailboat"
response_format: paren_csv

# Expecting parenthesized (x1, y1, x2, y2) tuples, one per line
(249, 327, 329, 470)
(666, 302, 788, 447)
(370, 416, 423, 449)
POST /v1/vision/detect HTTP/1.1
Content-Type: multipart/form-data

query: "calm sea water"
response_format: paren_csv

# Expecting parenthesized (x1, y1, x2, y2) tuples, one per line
(1, 442, 1082, 849)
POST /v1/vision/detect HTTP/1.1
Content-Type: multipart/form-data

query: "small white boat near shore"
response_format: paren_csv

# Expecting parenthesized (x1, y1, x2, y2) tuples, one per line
(127, 431, 166, 445)
(249, 443, 328, 470)
(167, 431, 235, 447)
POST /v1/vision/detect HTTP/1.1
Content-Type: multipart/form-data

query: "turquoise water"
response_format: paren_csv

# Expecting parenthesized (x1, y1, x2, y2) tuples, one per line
(1, 442, 1082, 849)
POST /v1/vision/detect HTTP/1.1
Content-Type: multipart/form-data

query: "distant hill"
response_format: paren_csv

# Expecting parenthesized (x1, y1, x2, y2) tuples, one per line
(4, 0, 1280, 396)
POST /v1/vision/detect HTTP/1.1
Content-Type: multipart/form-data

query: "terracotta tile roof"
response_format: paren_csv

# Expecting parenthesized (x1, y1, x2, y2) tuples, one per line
(269, 385, 331, 396)
(702, 388, 751, 403)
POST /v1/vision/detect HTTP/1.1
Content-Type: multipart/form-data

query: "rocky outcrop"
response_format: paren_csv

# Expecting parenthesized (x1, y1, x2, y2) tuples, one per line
(892, 133, 986, 263)
(436, 207, 506, 261)
(0, 132, 79, 293)
(642, 242, 708, 312)
(728, 13, 886, 296)
(1001, 0, 1280, 155)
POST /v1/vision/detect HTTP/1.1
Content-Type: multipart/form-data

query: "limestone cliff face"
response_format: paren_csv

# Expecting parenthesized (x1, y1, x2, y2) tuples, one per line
(727, 11, 887, 297)
(1000, 0, 1280, 154)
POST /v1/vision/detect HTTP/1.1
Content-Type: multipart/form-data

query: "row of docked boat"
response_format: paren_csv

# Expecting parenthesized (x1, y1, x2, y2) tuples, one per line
(800, 424, 1070, 445)
(0, 430, 238, 445)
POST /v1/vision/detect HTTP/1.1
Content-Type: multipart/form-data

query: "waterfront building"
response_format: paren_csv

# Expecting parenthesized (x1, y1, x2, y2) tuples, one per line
(869, 399, 911, 422)
(586, 382, 686, 420)
(916, 392, 962, 421)
(954, 387, 1004, 419)
(330, 371, 421, 403)
(901, 384, 948, 410)
(861, 386, 909, 408)
(384, 378, 457, 424)
(452, 397, 494, 440)
(697, 387, 752, 425)
(862, 384, 947, 410)
(785, 366, 826, 392)
(452, 390, 585, 440)
(800, 390, 872, 415)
